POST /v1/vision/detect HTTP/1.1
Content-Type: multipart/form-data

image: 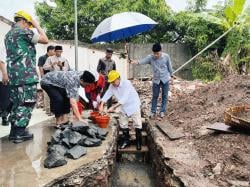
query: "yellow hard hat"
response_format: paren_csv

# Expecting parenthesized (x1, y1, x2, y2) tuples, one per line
(14, 10, 32, 23)
(108, 70, 120, 83)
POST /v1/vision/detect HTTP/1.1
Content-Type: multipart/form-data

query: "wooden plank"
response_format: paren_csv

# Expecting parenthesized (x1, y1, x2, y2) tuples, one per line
(119, 131, 147, 136)
(156, 121, 185, 140)
(128, 117, 146, 123)
(207, 122, 235, 133)
(118, 145, 148, 153)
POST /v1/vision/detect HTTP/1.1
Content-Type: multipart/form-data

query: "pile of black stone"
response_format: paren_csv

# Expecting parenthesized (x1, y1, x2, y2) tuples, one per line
(44, 122, 108, 168)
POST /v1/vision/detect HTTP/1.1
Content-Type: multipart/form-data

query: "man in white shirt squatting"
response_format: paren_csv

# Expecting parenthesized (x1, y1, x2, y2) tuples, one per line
(99, 70, 142, 150)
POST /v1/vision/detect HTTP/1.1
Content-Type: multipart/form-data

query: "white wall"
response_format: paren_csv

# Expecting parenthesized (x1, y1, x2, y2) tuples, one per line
(0, 21, 10, 61)
(0, 20, 127, 79)
(36, 42, 127, 79)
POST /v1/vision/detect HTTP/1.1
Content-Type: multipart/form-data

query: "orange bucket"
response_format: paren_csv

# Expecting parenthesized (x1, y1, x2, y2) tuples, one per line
(90, 111, 100, 123)
(95, 115, 110, 128)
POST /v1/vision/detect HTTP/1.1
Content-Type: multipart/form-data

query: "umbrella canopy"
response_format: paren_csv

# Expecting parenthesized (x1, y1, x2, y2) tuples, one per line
(91, 12, 157, 43)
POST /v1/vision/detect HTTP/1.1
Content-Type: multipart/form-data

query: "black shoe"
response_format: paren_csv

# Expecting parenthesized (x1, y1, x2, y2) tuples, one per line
(60, 122, 72, 130)
(9, 122, 15, 141)
(119, 128, 130, 149)
(2, 117, 9, 126)
(135, 128, 142, 150)
(13, 126, 34, 144)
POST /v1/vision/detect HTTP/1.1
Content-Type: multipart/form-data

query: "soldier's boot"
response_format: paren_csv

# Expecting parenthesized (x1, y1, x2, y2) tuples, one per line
(135, 128, 142, 150)
(13, 126, 33, 144)
(9, 122, 16, 141)
(2, 117, 9, 126)
(120, 128, 130, 149)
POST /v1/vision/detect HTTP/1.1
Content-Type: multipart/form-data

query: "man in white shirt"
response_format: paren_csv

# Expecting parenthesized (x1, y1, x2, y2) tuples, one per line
(99, 70, 142, 150)
(43, 45, 70, 72)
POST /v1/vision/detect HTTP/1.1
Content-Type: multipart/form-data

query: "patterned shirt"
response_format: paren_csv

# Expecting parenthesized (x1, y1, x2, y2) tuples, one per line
(40, 71, 81, 99)
(139, 53, 173, 84)
(5, 24, 39, 85)
(97, 57, 116, 76)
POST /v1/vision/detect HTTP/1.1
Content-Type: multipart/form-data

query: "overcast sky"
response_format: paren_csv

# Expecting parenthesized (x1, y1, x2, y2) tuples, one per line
(0, 0, 249, 21)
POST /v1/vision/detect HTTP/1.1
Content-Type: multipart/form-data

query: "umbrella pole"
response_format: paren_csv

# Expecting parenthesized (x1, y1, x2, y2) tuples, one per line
(125, 42, 130, 79)
(74, 0, 78, 71)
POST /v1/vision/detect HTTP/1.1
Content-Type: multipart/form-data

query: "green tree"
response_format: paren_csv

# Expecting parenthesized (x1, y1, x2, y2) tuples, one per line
(186, 0, 208, 12)
(173, 12, 225, 54)
(35, 0, 174, 43)
(175, 0, 249, 80)
(207, 0, 250, 74)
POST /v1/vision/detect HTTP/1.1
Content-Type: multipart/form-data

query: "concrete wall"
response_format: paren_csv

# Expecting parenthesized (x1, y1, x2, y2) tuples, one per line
(0, 18, 11, 61)
(128, 43, 192, 79)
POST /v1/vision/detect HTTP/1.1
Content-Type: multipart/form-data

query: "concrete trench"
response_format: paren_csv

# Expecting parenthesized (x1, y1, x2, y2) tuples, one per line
(45, 117, 188, 187)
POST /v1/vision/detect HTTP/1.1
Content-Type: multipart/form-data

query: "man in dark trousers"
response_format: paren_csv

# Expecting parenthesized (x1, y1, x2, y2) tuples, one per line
(97, 48, 116, 109)
(132, 43, 173, 119)
(41, 70, 96, 128)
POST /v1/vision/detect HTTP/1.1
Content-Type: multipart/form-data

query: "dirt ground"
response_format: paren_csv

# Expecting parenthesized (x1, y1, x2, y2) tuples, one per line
(133, 75, 250, 187)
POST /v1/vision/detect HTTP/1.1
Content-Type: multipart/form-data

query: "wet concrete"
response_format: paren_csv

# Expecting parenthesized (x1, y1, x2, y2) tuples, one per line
(0, 108, 53, 138)
(112, 162, 155, 187)
(0, 120, 113, 187)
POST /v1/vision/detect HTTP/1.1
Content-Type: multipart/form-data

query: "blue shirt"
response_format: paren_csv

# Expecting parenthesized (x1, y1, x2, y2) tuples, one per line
(139, 53, 173, 84)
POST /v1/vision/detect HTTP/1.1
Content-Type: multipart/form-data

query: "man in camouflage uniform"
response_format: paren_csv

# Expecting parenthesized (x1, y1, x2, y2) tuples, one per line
(5, 10, 48, 143)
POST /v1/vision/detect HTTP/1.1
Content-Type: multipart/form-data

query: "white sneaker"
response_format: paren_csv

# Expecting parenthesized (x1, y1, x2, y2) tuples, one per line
(160, 112, 165, 118)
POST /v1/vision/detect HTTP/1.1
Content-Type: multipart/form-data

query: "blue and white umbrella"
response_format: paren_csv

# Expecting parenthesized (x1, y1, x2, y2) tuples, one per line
(91, 12, 157, 43)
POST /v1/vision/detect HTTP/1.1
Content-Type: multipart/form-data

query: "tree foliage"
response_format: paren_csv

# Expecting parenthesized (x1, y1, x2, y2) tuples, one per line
(186, 0, 207, 12)
(35, 0, 174, 43)
(36, 0, 250, 80)
(173, 12, 225, 54)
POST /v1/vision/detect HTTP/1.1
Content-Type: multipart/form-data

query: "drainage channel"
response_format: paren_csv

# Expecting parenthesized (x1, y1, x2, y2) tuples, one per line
(44, 117, 183, 187)
(110, 118, 186, 187)
(112, 120, 155, 187)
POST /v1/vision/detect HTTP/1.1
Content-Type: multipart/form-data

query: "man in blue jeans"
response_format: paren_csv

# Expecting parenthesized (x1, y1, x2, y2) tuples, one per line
(133, 43, 173, 119)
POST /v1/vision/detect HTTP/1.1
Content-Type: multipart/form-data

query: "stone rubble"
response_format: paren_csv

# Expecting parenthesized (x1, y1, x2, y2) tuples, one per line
(44, 121, 108, 169)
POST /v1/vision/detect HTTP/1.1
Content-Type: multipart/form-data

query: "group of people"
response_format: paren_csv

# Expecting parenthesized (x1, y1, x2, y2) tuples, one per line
(38, 46, 116, 128)
(38, 45, 70, 115)
(0, 10, 173, 151)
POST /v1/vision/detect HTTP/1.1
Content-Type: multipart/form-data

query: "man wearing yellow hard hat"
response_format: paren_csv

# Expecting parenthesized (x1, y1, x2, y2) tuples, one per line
(99, 70, 143, 150)
(4, 10, 48, 143)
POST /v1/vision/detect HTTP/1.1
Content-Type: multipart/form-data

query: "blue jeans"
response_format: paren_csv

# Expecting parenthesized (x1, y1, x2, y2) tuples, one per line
(151, 81, 169, 114)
